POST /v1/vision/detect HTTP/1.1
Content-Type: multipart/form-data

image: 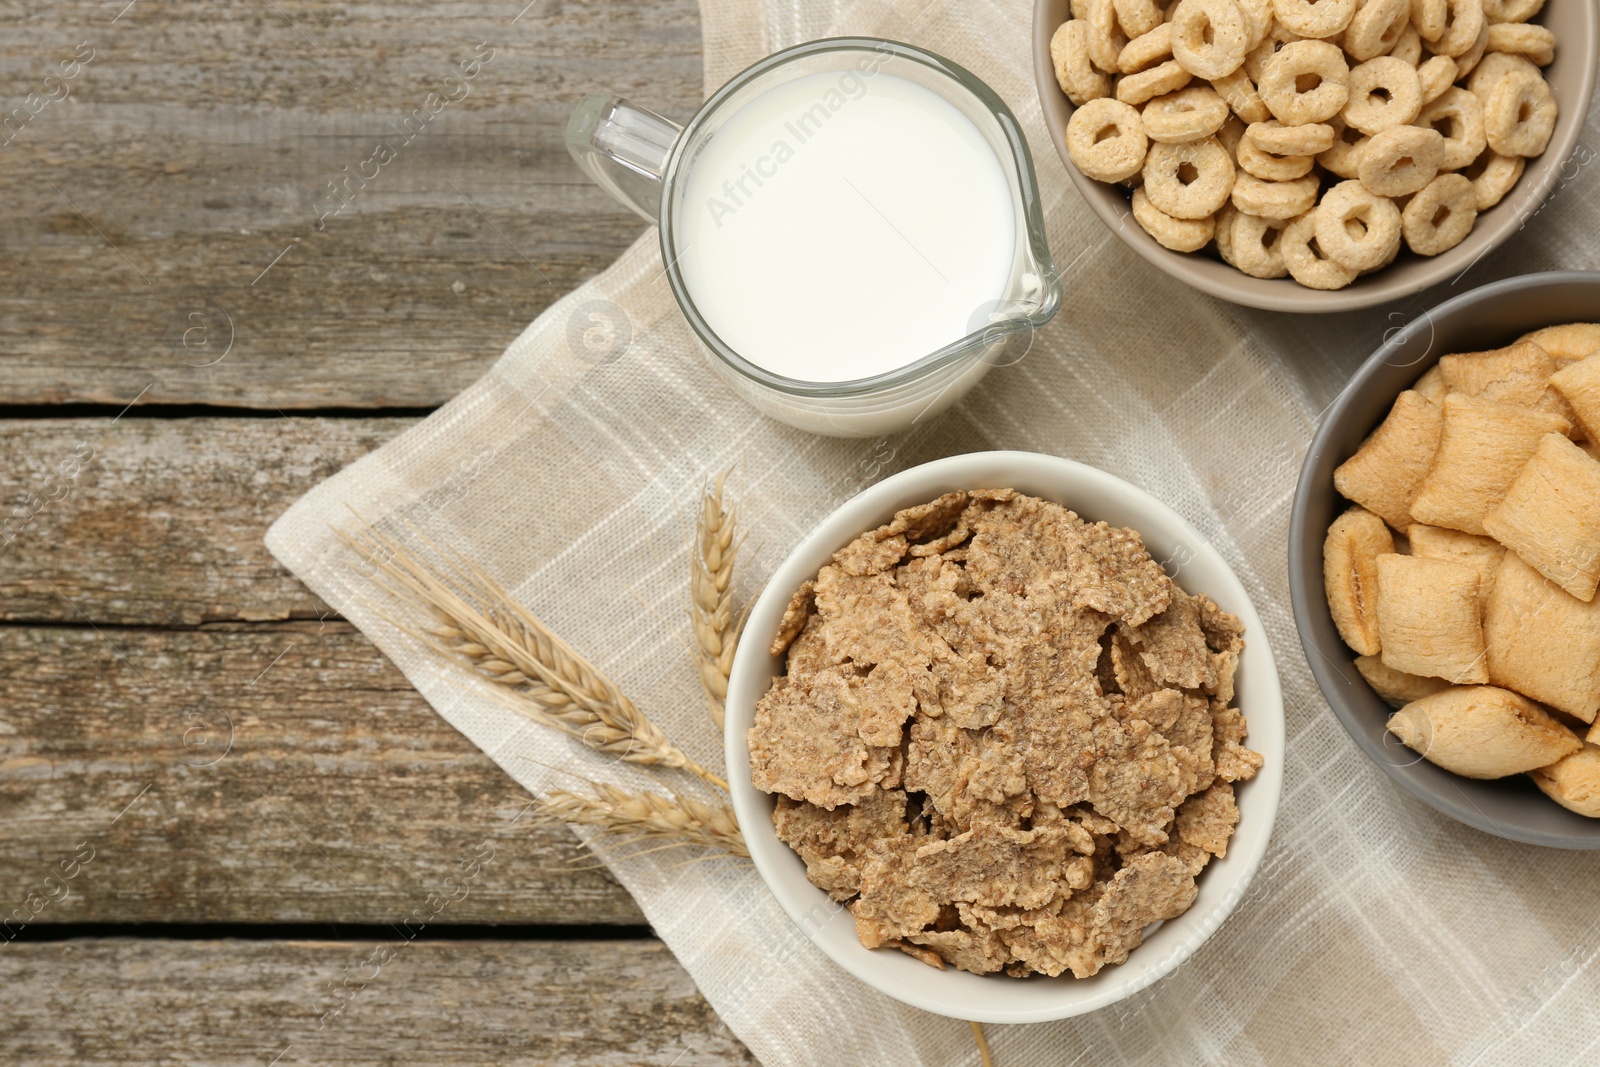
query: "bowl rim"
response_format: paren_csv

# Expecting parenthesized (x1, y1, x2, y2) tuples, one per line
(1287, 269, 1600, 849)
(1030, 0, 1600, 314)
(725, 450, 1286, 1022)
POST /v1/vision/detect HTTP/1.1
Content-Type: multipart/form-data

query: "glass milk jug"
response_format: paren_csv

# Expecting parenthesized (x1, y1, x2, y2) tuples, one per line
(567, 38, 1062, 438)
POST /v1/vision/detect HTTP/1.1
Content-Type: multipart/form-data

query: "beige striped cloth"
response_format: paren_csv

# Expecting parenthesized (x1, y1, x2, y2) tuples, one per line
(268, 0, 1600, 1061)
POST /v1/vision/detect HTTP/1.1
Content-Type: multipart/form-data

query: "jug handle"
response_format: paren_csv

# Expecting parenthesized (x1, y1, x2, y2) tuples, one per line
(565, 94, 683, 224)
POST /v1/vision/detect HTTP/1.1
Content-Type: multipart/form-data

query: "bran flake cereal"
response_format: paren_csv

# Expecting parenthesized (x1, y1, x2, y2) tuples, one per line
(752, 489, 1262, 976)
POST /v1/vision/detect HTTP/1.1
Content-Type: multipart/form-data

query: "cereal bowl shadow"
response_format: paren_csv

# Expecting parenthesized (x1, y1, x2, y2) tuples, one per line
(1032, 0, 1599, 313)
(725, 451, 1286, 1023)
(1289, 270, 1600, 849)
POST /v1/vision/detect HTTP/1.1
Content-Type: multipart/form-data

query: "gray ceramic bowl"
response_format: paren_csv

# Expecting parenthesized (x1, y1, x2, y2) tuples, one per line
(1032, 0, 1599, 313)
(1288, 271, 1600, 849)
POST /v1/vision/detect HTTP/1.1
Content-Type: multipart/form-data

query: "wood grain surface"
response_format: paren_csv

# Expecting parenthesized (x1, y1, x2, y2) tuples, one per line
(0, 621, 650, 926)
(0, 0, 745, 1059)
(0, 0, 702, 409)
(2, 418, 413, 625)
(1, 938, 757, 1066)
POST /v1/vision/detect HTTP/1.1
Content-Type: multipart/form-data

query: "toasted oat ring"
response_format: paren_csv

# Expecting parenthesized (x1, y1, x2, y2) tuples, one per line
(1232, 170, 1321, 217)
(1215, 202, 1240, 263)
(1247, 118, 1336, 154)
(1143, 86, 1232, 142)
(1344, 0, 1412, 60)
(1481, 0, 1545, 23)
(1119, 23, 1175, 72)
(1117, 58, 1194, 103)
(1434, 0, 1487, 56)
(1314, 179, 1403, 270)
(1142, 137, 1237, 217)
(1417, 55, 1458, 104)
(1412, 0, 1448, 40)
(1418, 86, 1487, 170)
(1231, 211, 1293, 277)
(1318, 118, 1370, 177)
(1342, 56, 1423, 134)
(1215, 114, 1248, 157)
(1357, 124, 1445, 196)
(1282, 210, 1357, 288)
(1238, 127, 1317, 178)
(1244, 35, 1285, 84)
(1089, 1, 1132, 41)
(1368, 230, 1402, 272)
(1088, 30, 1127, 75)
(1454, 19, 1492, 78)
(1388, 23, 1423, 64)
(1066, 98, 1151, 181)
(1271, 0, 1357, 38)
(1259, 40, 1351, 124)
(1466, 50, 1533, 97)
(1131, 185, 1217, 250)
(1252, 21, 1311, 69)
(1401, 173, 1479, 255)
(1171, 0, 1250, 78)
(1083, 0, 1131, 72)
(1211, 67, 1273, 123)
(1053, 22, 1113, 105)
(1487, 22, 1555, 65)
(1464, 148, 1525, 209)
(1236, 0, 1274, 47)
(1484, 65, 1557, 157)
(1115, 0, 1166, 36)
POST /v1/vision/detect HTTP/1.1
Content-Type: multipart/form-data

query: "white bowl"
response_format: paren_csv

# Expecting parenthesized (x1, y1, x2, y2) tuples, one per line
(725, 451, 1285, 1023)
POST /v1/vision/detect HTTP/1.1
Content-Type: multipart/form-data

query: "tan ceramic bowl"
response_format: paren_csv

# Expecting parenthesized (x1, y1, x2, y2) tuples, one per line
(1032, 0, 1598, 312)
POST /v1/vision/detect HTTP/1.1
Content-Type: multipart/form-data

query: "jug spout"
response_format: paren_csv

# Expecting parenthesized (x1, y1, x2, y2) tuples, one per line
(565, 94, 683, 223)
(967, 260, 1062, 344)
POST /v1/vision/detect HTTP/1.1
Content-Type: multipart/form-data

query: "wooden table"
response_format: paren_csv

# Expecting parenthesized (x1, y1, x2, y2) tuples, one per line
(1, 3, 755, 1062)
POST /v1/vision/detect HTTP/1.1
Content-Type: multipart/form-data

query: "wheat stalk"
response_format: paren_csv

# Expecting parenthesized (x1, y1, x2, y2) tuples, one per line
(342, 517, 1000, 1065)
(970, 1022, 994, 1067)
(539, 782, 748, 858)
(339, 513, 999, 1065)
(690, 471, 746, 731)
(337, 520, 729, 792)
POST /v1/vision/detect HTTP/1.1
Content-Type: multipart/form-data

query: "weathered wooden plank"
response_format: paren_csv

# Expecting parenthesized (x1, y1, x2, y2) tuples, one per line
(0, 621, 650, 926)
(0, 0, 702, 408)
(2, 417, 413, 625)
(0, 938, 756, 1066)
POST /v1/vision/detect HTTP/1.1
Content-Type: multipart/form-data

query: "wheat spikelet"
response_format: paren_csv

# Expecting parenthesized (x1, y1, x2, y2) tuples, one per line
(337, 520, 728, 792)
(540, 782, 748, 858)
(691, 470, 745, 730)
